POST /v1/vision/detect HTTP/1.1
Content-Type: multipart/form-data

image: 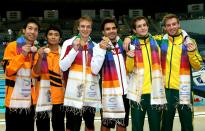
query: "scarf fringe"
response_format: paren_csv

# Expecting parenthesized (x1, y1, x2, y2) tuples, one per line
(9, 107, 32, 114)
(151, 104, 167, 111)
(102, 118, 125, 127)
(64, 106, 96, 116)
(64, 106, 82, 116)
(132, 101, 167, 111)
(82, 106, 96, 114)
(174, 103, 193, 111)
(35, 111, 51, 120)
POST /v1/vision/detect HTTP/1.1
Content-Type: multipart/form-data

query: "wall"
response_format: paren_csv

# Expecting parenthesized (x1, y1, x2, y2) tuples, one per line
(181, 19, 205, 35)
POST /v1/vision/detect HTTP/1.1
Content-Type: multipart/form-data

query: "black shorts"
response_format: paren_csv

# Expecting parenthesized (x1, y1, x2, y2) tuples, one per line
(6, 106, 35, 131)
(101, 95, 130, 128)
(66, 106, 96, 130)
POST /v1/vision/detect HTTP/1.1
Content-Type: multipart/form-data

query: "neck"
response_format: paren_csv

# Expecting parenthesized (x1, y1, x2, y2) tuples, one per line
(136, 34, 149, 40)
(81, 36, 89, 43)
(81, 37, 89, 46)
(48, 44, 58, 51)
(26, 40, 33, 45)
(111, 39, 117, 44)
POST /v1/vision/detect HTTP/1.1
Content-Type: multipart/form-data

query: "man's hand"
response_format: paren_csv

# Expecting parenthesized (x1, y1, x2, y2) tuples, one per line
(187, 42, 197, 52)
(126, 50, 135, 58)
(37, 47, 45, 60)
(99, 40, 107, 50)
(123, 37, 131, 51)
(22, 44, 31, 56)
(73, 38, 81, 51)
(99, 37, 109, 50)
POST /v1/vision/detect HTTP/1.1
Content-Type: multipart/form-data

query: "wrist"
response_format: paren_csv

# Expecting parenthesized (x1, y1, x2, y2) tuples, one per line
(99, 43, 107, 50)
(21, 51, 28, 56)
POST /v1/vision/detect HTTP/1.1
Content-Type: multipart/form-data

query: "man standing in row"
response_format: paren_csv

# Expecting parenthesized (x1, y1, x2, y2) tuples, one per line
(3, 18, 40, 131)
(91, 18, 130, 131)
(160, 13, 202, 131)
(60, 16, 101, 131)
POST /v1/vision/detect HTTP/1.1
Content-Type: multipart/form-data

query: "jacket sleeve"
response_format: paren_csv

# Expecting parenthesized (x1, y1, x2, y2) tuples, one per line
(187, 39, 202, 70)
(91, 44, 106, 75)
(3, 42, 26, 76)
(126, 56, 134, 73)
(59, 38, 79, 71)
(188, 49, 202, 71)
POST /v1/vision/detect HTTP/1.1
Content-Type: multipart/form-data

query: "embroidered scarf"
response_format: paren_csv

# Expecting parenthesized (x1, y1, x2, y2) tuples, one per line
(101, 36, 127, 121)
(160, 31, 191, 105)
(64, 35, 101, 114)
(9, 36, 33, 109)
(127, 35, 167, 105)
(35, 46, 62, 118)
(35, 52, 51, 114)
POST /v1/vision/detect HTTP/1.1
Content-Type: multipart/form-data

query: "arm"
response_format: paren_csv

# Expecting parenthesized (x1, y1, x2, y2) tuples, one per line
(91, 44, 106, 75)
(187, 40, 202, 71)
(32, 48, 44, 77)
(126, 56, 134, 73)
(3, 42, 30, 76)
(59, 38, 79, 71)
(179, 30, 202, 70)
(123, 36, 132, 51)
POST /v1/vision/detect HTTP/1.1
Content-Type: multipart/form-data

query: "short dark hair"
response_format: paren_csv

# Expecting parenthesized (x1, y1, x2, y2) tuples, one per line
(131, 16, 149, 30)
(100, 17, 118, 31)
(45, 25, 62, 38)
(23, 17, 40, 31)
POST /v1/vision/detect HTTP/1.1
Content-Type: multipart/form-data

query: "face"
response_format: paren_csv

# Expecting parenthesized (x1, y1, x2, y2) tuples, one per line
(102, 22, 117, 41)
(164, 18, 180, 36)
(78, 20, 92, 39)
(23, 22, 39, 44)
(46, 30, 61, 46)
(133, 19, 148, 37)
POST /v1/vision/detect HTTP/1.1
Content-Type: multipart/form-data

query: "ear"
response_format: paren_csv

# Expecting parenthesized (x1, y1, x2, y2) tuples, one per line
(102, 31, 105, 36)
(59, 38, 62, 43)
(162, 26, 166, 33)
(22, 29, 26, 34)
(132, 29, 136, 34)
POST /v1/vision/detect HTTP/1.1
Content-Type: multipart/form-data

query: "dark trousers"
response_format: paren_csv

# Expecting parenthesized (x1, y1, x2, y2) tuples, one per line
(5, 106, 35, 131)
(161, 89, 193, 131)
(131, 94, 162, 131)
(66, 106, 96, 131)
(36, 104, 65, 131)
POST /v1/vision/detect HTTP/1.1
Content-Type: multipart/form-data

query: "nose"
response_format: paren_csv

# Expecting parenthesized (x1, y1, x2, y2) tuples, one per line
(30, 29, 38, 34)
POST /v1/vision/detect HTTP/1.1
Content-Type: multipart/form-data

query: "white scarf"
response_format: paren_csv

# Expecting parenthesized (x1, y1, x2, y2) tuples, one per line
(64, 43, 101, 112)
(9, 68, 32, 108)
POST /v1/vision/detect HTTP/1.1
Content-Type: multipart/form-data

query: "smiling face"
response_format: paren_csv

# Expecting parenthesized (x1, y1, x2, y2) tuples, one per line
(164, 17, 180, 36)
(46, 30, 61, 46)
(77, 19, 92, 39)
(102, 22, 117, 42)
(23, 22, 39, 44)
(133, 19, 149, 37)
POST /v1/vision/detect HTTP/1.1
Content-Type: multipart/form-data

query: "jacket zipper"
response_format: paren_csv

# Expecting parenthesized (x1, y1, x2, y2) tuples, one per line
(168, 37, 174, 88)
(144, 40, 152, 83)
